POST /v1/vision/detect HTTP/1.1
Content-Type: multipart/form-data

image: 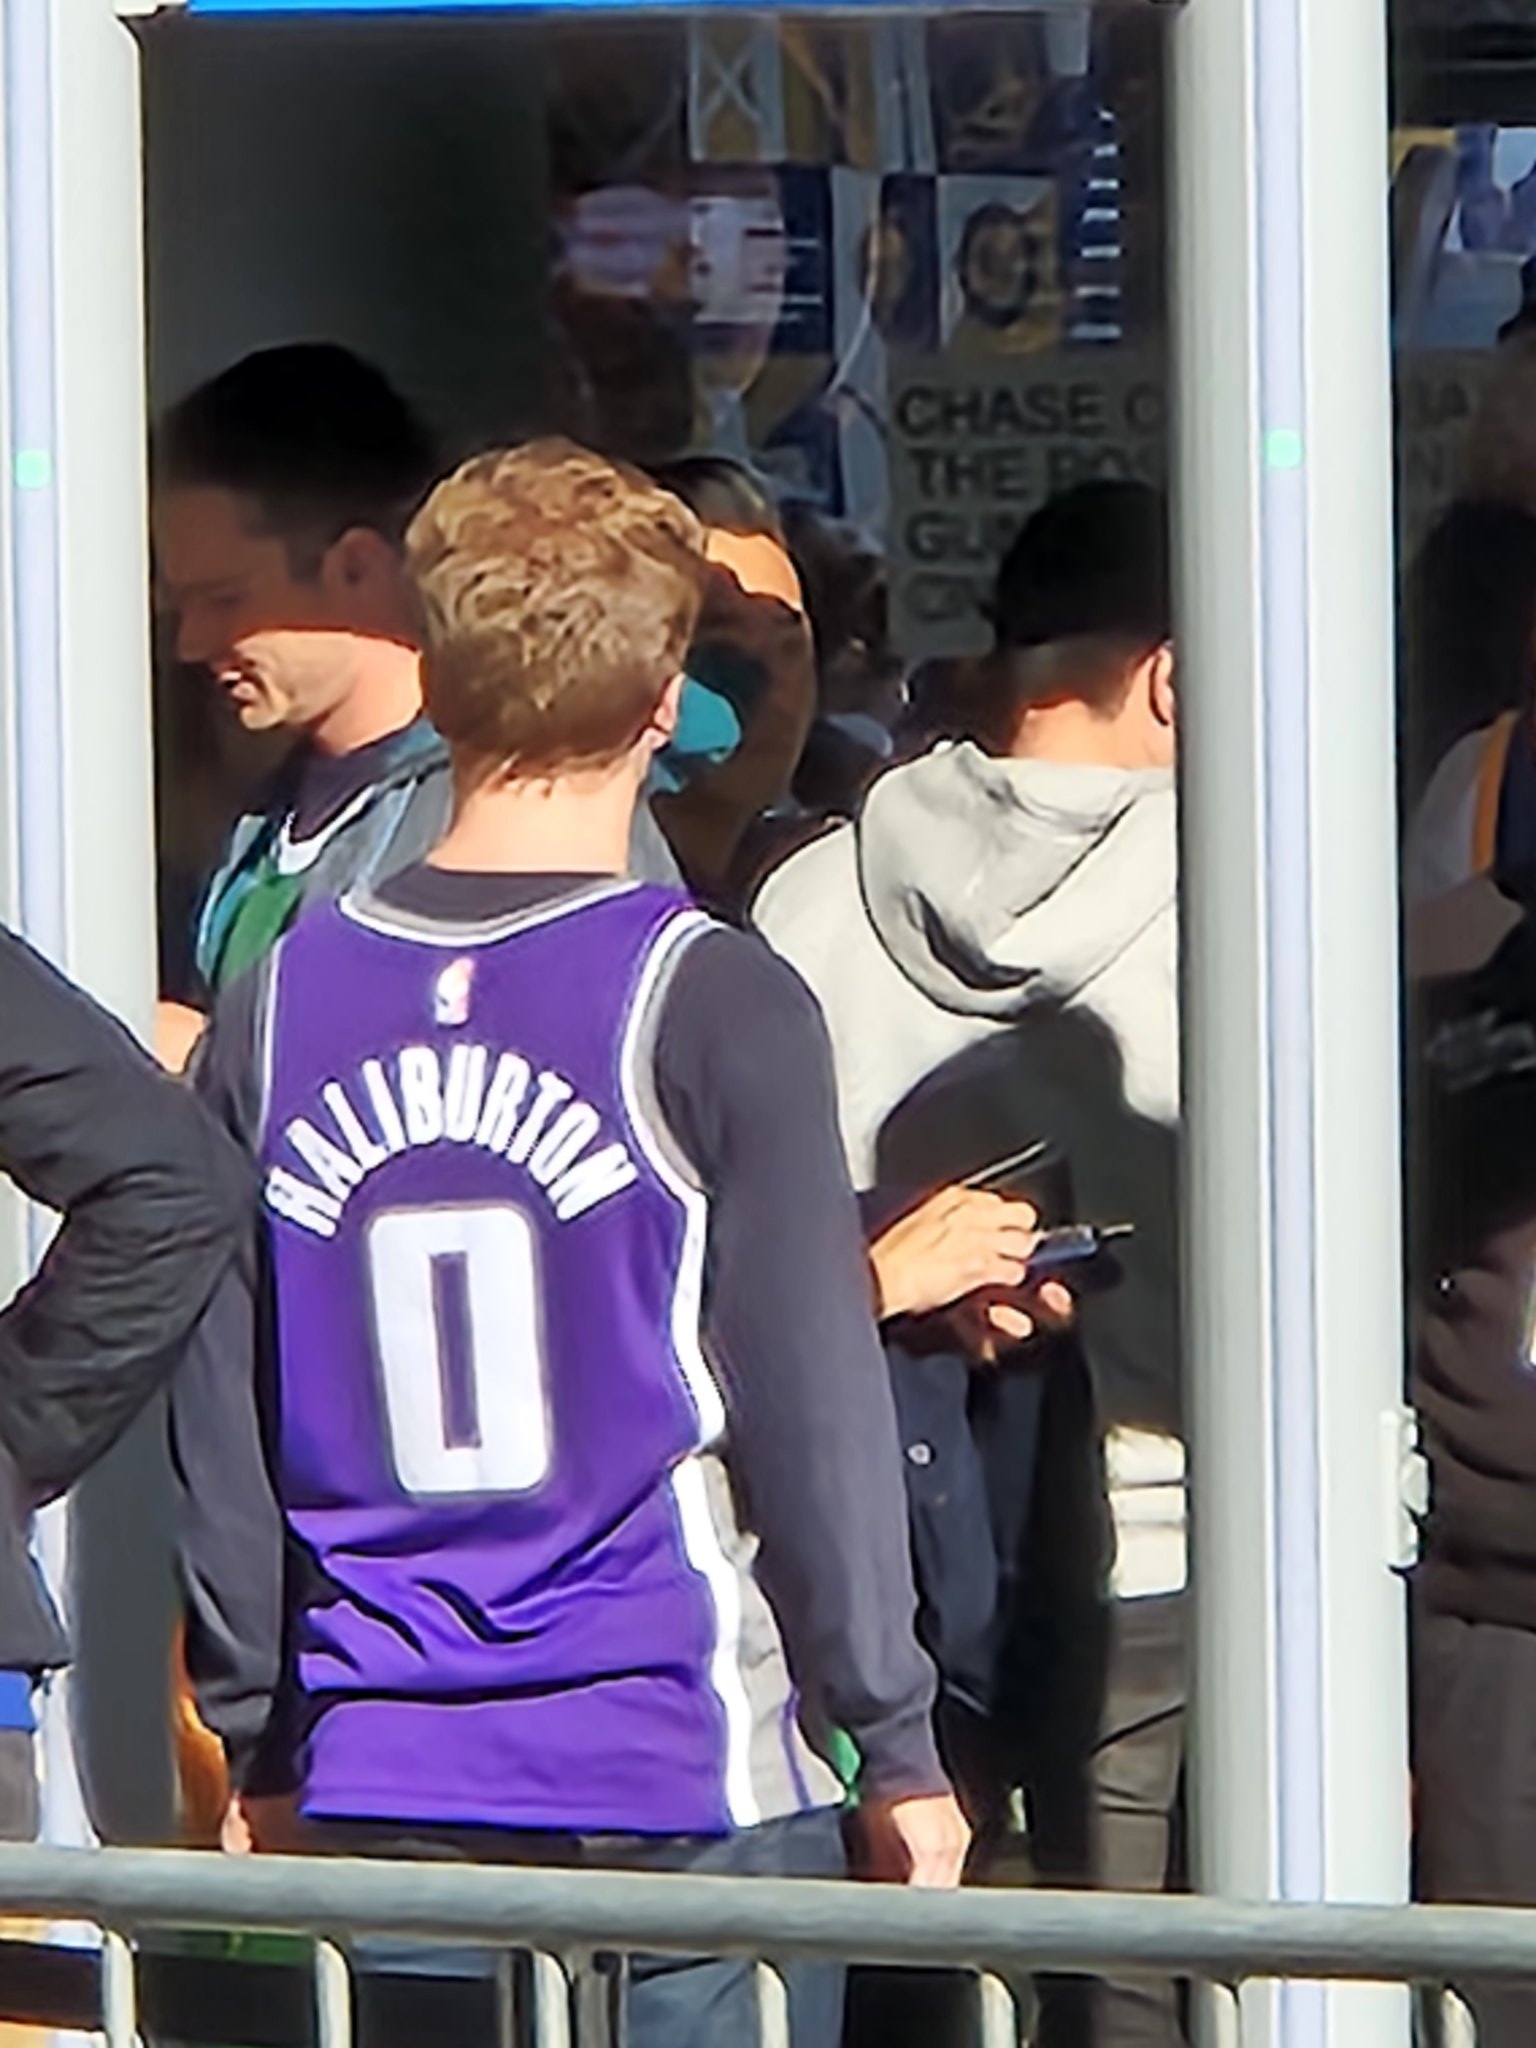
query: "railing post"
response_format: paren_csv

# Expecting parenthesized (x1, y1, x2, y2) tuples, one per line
(532, 1950, 572, 2048)
(101, 1928, 137, 2048)
(1203, 1980, 1247, 2048)
(314, 1938, 353, 2048)
(755, 1958, 791, 2048)
(977, 1970, 1019, 2048)
(1440, 1988, 1477, 2048)
(495, 1948, 518, 2048)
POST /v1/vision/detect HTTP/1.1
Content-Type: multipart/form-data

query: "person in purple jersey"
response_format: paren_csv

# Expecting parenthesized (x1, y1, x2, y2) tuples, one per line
(171, 439, 969, 2048)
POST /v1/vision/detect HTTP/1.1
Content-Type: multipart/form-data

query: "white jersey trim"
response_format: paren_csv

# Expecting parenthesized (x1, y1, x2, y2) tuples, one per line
(619, 906, 761, 1827)
(669, 1458, 761, 1830)
(619, 908, 723, 1442)
(255, 934, 287, 1153)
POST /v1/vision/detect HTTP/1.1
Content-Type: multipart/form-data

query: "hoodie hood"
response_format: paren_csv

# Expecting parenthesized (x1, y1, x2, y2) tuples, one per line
(857, 741, 1177, 1019)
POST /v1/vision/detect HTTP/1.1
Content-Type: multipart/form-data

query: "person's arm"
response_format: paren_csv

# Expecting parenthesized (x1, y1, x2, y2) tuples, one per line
(655, 929, 966, 1882)
(167, 966, 289, 1804)
(155, 1000, 208, 1075)
(0, 924, 249, 1500)
(869, 1184, 1073, 1350)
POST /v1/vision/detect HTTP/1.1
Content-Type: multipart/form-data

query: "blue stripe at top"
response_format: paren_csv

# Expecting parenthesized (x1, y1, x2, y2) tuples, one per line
(190, 0, 907, 13)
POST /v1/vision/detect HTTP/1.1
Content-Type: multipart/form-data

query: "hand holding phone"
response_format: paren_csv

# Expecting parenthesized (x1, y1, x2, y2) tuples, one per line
(947, 1220, 1127, 1366)
(870, 1185, 1041, 1324)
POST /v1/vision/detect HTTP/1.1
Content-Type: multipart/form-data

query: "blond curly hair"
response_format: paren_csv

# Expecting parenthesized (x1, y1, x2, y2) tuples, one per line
(407, 438, 705, 772)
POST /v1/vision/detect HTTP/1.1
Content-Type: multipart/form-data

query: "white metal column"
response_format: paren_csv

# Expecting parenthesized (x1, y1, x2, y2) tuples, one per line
(1173, 0, 1410, 2044)
(1, 0, 172, 1846)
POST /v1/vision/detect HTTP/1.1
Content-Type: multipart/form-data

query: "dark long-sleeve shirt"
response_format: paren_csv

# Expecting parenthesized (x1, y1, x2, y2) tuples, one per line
(0, 924, 249, 1669)
(172, 868, 944, 1813)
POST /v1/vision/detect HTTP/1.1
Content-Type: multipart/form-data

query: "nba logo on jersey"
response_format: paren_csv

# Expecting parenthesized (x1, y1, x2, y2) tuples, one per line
(433, 958, 476, 1028)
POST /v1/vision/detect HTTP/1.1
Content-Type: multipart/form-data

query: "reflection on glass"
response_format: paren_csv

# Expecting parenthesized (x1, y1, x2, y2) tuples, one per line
(541, 8, 1164, 679)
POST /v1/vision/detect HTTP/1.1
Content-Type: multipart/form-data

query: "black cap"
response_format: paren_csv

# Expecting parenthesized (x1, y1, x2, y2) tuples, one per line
(989, 479, 1171, 653)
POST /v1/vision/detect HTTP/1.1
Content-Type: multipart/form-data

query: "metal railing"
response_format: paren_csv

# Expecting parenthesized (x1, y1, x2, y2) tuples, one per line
(0, 1843, 1522, 2046)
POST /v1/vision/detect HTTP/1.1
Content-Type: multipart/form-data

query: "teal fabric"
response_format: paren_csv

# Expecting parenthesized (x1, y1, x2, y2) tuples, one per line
(687, 642, 768, 723)
(649, 675, 742, 796)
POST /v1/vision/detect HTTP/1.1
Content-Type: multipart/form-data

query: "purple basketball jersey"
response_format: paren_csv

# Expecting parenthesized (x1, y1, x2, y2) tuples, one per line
(257, 881, 839, 1835)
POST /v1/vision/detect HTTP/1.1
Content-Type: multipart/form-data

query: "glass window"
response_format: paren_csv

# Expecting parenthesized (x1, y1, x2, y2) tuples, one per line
(135, 21, 1187, 1978)
(140, 7, 1169, 957)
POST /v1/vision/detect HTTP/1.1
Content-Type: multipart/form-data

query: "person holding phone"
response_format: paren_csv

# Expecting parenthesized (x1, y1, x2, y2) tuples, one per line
(757, 482, 1184, 2048)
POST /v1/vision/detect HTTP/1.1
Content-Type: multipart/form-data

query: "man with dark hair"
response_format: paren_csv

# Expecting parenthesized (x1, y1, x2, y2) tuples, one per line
(757, 480, 1185, 2048)
(171, 440, 967, 2047)
(154, 345, 678, 1035)
(155, 346, 444, 1010)
(159, 341, 437, 573)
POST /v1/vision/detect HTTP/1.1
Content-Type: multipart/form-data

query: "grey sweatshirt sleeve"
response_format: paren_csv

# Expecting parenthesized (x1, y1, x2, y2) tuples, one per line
(629, 797, 684, 887)
(169, 962, 291, 1791)
(0, 924, 250, 1501)
(655, 929, 946, 1801)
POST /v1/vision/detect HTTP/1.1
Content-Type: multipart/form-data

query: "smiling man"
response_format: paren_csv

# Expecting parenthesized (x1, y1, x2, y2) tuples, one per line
(156, 348, 685, 1034)
(154, 346, 446, 1009)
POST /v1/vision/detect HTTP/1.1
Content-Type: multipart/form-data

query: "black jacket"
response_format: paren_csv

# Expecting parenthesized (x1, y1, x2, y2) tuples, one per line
(872, 1039, 1113, 1720)
(0, 924, 249, 1669)
(1410, 874, 1536, 1627)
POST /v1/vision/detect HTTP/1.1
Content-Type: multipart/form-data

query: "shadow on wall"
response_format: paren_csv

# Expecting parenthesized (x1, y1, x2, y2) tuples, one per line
(138, 14, 554, 453)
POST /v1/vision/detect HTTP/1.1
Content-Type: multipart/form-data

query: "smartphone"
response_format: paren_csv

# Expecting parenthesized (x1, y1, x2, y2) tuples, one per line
(1027, 1223, 1134, 1276)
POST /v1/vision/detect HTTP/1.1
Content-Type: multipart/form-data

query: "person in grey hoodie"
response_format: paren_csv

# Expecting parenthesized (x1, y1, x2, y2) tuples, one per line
(756, 482, 1183, 2048)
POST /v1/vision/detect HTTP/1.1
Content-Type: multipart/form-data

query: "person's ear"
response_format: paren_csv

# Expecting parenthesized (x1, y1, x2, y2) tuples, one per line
(1147, 643, 1176, 730)
(644, 673, 686, 754)
(321, 526, 401, 601)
